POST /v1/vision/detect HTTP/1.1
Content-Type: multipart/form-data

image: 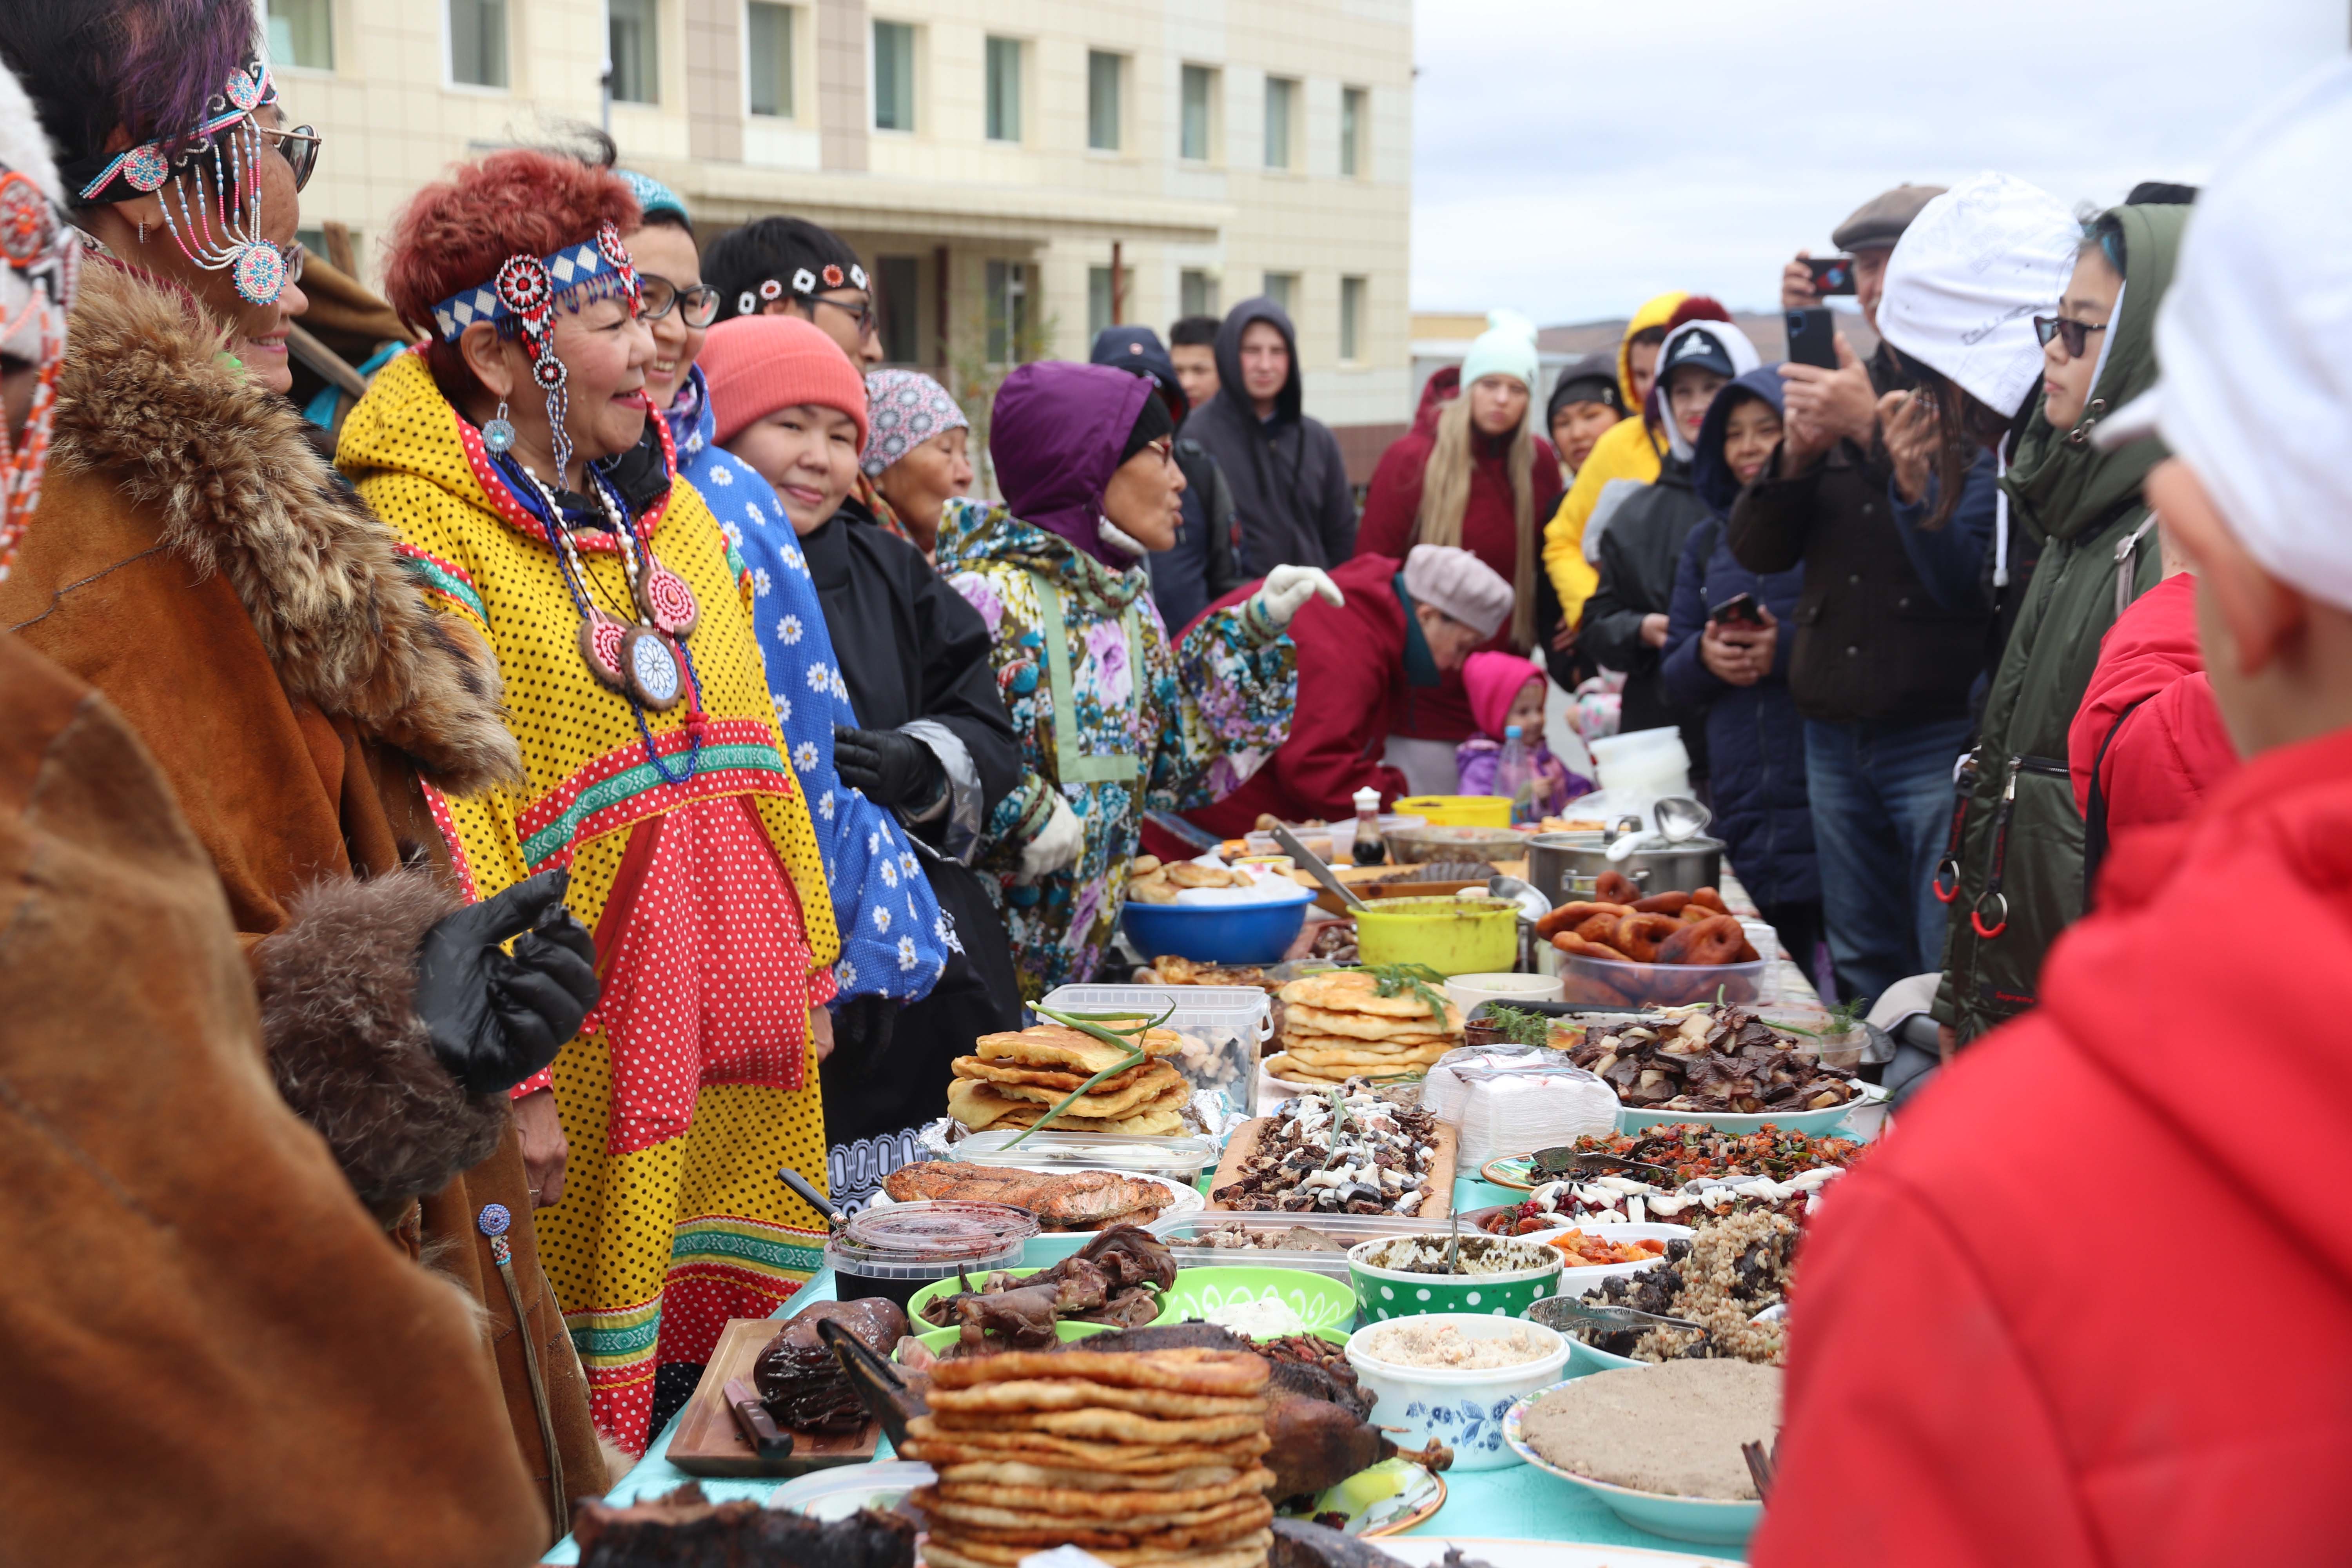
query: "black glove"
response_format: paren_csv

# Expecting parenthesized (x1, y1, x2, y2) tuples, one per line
(833, 723, 947, 813)
(413, 868, 601, 1095)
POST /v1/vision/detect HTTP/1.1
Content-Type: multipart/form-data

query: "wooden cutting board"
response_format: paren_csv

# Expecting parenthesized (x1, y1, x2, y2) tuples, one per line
(666, 1317, 881, 1478)
(1207, 1116, 1455, 1220)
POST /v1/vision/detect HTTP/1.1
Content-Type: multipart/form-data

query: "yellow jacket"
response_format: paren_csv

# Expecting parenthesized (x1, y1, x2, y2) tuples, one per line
(1543, 290, 1685, 622)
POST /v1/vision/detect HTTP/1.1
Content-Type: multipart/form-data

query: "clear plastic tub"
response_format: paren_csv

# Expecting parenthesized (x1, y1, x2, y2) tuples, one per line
(1037, 984, 1272, 1118)
(1147, 1210, 1435, 1281)
(948, 1128, 1218, 1183)
(823, 1201, 1036, 1310)
(1557, 951, 1766, 1010)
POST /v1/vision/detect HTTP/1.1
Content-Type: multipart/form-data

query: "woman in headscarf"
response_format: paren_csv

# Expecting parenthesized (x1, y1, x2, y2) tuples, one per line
(938, 361, 1335, 999)
(619, 180, 969, 1213)
(864, 366, 976, 561)
(0, 0, 603, 1537)
(1887, 180, 2191, 1048)
(701, 314, 1027, 1210)
(339, 149, 842, 1451)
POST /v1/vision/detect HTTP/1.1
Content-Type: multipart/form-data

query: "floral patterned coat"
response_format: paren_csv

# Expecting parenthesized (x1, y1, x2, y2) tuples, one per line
(936, 497, 1295, 996)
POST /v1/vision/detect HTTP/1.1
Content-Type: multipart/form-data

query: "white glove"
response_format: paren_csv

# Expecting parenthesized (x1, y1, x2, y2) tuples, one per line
(1016, 791, 1084, 880)
(1250, 564, 1345, 629)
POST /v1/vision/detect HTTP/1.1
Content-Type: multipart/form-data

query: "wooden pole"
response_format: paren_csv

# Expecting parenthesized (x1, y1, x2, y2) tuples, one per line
(1110, 240, 1124, 326)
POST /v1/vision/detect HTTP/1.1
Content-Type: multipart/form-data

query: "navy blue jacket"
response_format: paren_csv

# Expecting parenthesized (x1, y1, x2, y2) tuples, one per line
(1091, 326, 1241, 630)
(1663, 368, 1818, 911)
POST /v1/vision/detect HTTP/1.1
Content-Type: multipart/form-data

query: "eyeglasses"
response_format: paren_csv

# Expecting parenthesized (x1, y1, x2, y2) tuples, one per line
(276, 238, 305, 285)
(255, 122, 322, 192)
(809, 292, 878, 338)
(2032, 314, 2108, 360)
(639, 275, 720, 329)
(1141, 436, 1174, 468)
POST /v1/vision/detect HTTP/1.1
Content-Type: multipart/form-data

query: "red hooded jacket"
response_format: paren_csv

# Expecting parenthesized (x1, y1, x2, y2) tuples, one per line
(1355, 368, 1563, 743)
(2067, 572, 2239, 840)
(1183, 552, 1413, 839)
(1754, 722, 2352, 1567)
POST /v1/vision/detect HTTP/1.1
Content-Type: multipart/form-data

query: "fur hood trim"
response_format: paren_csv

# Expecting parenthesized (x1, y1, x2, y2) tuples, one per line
(48, 263, 522, 794)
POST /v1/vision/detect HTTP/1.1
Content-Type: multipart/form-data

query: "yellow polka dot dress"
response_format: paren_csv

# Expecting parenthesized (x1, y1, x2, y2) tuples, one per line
(338, 350, 842, 1452)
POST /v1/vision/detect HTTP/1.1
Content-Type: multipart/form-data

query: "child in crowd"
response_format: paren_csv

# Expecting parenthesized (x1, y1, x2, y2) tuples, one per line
(1454, 651, 1591, 811)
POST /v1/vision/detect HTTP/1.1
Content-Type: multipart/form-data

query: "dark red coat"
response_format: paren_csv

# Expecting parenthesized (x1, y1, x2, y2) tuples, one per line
(1184, 552, 1413, 839)
(1755, 723, 2352, 1568)
(1354, 369, 1563, 742)
(2067, 572, 2238, 838)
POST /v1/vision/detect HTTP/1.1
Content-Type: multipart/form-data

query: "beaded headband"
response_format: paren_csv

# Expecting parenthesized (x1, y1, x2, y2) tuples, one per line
(435, 221, 643, 480)
(733, 260, 867, 319)
(71, 59, 274, 203)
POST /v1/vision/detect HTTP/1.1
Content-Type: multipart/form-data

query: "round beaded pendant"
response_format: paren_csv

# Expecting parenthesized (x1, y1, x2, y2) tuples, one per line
(577, 610, 631, 691)
(623, 627, 686, 710)
(634, 558, 700, 638)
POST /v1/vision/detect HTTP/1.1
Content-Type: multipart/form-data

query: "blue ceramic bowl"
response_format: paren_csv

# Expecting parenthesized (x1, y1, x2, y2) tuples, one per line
(1120, 888, 1314, 965)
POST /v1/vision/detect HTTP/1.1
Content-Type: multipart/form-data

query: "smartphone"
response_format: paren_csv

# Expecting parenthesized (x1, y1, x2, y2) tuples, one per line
(1709, 591, 1766, 627)
(1785, 307, 1839, 370)
(1804, 256, 1858, 296)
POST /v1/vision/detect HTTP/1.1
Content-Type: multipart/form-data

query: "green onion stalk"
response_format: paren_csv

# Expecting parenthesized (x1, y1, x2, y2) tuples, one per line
(999, 1004, 1176, 1147)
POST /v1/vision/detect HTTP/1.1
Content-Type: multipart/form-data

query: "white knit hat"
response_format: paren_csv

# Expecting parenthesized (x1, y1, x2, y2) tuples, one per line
(0, 60, 69, 365)
(1403, 543, 1514, 639)
(1459, 308, 1541, 397)
(1880, 172, 2078, 418)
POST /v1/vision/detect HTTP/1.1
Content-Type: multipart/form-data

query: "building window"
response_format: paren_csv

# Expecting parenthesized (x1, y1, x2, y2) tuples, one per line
(1341, 87, 1366, 178)
(268, 0, 333, 70)
(449, 0, 507, 87)
(1087, 51, 1123, 152)
(748, 2, 794, 116)
(1181, 65, 1214, 162)
(1263, 76, 1296, 170)
(873, 20, 915, 132)
(1264, 270, 1298, 316)
(1180, 269, 1217, 318)
(608, 0, 658, 103)
(1340, 275, 1367, 361)
(985, 260, 1028, 365)
(985, 36, 1021, 142)
(879, 255, 920, 363)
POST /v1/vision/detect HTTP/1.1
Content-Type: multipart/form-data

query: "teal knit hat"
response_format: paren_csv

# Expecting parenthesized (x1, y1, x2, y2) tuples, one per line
(1459, 308, 1541, 394)
(617, 169, 690, 225)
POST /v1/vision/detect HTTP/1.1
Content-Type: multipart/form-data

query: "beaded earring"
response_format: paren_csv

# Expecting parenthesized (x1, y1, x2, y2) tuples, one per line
(483, 399, 515, 455)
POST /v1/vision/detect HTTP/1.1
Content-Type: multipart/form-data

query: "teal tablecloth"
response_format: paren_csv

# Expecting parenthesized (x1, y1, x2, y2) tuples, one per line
(543, 1172, 1748, 1563)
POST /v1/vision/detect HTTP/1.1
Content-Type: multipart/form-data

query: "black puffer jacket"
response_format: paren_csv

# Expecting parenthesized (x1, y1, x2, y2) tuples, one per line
(1579, 455, 1712, 775)
(1184, 296, 1357, 575)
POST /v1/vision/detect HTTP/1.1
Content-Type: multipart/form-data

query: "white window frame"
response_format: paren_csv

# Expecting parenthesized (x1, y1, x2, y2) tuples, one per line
(743, 0, 801, 120)
(442, 0, 510, 92)
(870, 18, 919, 135)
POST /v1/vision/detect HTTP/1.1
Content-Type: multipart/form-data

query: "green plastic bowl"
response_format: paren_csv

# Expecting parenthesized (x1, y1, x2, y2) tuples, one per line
(1159, 1266, 1359, 1335)
(900, 1320, 1113, 1362)
(906, 1266, 1174, 1332)
(1346, 1236, 1563, 1322)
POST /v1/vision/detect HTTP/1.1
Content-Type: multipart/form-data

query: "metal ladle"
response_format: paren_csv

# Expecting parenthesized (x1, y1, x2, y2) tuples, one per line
(1653, 795, 1713, 843)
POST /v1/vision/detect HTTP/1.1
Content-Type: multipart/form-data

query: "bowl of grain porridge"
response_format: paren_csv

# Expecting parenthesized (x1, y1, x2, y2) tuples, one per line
(1343, 1313, 1570, 1471)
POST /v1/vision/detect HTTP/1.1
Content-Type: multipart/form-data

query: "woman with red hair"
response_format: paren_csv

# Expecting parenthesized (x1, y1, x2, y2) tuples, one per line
(340, 148, 844, 1452)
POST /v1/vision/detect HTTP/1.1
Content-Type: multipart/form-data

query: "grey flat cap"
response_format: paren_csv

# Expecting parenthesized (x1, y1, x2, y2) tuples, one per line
(1832, 183, 1949, 252)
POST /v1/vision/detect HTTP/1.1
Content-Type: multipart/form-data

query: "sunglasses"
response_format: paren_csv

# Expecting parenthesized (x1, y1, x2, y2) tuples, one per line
(2032, 314, 2108, 360)
(639, 275, 720, 329)
(251, 121, 322, 192)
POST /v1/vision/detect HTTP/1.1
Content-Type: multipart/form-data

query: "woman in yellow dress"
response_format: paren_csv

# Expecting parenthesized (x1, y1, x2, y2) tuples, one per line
(339, 149, 840, 1451)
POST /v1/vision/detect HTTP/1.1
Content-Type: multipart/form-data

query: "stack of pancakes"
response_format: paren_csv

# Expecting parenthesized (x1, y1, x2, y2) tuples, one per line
(947, 1024, 1192, 1136)
(906, 1348, 1274, 1568)
(1263, 970, 1464, 1085)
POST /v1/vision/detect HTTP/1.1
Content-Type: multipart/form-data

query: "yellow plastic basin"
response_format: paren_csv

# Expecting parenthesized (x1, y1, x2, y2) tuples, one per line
(1393, 794, 1514, 828)
(1352, 895, 1521, 976)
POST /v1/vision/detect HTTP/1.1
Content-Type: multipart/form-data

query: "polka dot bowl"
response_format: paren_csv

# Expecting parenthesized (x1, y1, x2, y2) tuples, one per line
(1345, 1235, 1564, 1324)
(1343, 1313, 1570, 1471)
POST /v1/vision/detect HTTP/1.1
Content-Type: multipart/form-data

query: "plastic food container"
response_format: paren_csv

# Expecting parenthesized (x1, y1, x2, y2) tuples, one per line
(1149, 1211, 1434, 1280)
(823, 1201, 1036, 1310)
(1347, 1313, 1571, 1471)
(1557, 951, 1765, 1011)
(1039, 984, 1273, 1118)
(1353, 895, 1521, 975)
(1382, 823, 1532, 865)
(1393, 794, 1514, 828)
(950, 1127, 1220, 1182)
(1119, 886, 1313, 965)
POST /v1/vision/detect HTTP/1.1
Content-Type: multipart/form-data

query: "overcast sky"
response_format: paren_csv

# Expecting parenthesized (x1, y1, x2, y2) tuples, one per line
(1410, 0, 2342, 324)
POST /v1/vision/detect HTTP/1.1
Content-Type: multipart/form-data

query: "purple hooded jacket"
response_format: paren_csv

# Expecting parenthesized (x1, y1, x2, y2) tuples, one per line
(989, 362, 1157, 570)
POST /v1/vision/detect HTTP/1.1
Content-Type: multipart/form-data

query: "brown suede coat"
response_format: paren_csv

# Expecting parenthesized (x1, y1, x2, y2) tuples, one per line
(0, 265, 604, 1541)
(0, 630, 546, 1566)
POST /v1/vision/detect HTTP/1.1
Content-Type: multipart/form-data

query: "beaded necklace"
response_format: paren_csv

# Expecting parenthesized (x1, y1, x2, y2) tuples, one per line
(495, 452, 708, 784)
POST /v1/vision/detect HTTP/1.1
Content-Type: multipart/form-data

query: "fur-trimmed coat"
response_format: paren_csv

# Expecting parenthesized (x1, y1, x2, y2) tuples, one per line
(0, 262, 600, 1541)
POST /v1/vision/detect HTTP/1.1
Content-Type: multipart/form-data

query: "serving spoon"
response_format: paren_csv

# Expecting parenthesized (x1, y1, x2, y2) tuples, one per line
(1526, 1296, 1707, 1337)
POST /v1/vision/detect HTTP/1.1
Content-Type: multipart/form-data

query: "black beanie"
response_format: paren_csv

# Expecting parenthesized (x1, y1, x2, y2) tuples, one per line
(1120, 388, 1175, 463)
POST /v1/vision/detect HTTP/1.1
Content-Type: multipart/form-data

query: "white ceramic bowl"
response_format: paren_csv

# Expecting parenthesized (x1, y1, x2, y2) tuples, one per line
(1345, 1313, 1570, 1471)
(1444, 971, 1566, 1016)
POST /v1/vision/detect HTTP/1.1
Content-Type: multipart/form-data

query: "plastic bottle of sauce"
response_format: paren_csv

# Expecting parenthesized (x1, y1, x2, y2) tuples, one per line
(1349, 786, 1387, 867)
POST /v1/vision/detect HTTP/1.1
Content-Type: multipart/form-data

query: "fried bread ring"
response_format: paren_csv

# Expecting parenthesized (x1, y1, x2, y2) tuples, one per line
(1595, 869, 1641, 905)
(1679, 904, 1715, 924)
(1552, 931, 1632, 963)
(1632, 890, 1691, 915)
(1659, 913, 1744, 966)
(1534, 900, 1633, 937)
(1573, 912, 1624, 942)
(1612, 912, 1683, 962)
(1688, 886, 1728, 915)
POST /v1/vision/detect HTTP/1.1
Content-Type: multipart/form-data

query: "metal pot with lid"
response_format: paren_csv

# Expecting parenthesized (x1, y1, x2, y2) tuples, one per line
(1524, 830, 1724, 904)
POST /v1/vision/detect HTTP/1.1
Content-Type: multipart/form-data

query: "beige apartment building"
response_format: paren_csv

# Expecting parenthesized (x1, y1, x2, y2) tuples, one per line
(263, 0, 1415, 467)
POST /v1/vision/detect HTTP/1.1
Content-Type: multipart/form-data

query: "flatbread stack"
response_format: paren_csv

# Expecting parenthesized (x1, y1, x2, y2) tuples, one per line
(1264, 969, 1464, 1085)
(947, 1024, 1192, 1136)
(905, 1348, 1274, 1568)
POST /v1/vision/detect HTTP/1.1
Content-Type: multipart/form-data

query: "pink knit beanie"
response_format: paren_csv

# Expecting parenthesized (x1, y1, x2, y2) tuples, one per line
(1462, 650, 1545, 740)
(699, 314, 870, 450)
